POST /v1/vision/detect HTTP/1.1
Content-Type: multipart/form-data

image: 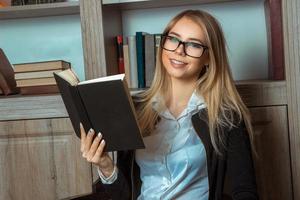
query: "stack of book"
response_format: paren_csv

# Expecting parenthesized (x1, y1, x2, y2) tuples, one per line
(14, 60, 71, 95)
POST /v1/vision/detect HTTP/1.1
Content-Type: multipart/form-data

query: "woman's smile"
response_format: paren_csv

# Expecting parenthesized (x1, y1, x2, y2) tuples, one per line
(170, 58, 188, 68)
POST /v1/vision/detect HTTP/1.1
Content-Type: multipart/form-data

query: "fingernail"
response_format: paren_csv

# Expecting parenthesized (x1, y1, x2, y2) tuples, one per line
(80, 123, 83, 128)
(97, 132, 102, 138)
(89, 128, 94, 133)
(101, 139, 105, 145)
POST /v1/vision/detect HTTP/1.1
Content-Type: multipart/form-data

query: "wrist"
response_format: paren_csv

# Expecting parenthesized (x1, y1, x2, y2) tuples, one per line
(99, 164, 115, 178)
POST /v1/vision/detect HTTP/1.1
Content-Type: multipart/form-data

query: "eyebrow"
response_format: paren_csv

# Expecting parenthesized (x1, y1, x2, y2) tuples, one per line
(168, 31, 205, 44)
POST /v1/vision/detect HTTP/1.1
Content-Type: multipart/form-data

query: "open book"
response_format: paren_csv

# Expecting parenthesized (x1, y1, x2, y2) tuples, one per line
(54, 69, 145, 151)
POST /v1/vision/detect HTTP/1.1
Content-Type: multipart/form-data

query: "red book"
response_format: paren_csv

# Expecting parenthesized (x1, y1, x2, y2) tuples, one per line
(265, 0, 284, 80)
(116, 35, 125, 74)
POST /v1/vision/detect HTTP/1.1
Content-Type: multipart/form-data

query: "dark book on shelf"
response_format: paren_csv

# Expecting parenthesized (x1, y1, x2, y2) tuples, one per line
(116, 35, 125, 74)
(265, 0, 284, 80)
(0, 48, 19, 95)
(54, 69, 145, 152)
(136, 32, 146, 88)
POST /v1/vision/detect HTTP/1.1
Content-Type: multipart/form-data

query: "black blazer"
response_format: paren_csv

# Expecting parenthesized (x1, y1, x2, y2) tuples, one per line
(91, 109, 259, 200)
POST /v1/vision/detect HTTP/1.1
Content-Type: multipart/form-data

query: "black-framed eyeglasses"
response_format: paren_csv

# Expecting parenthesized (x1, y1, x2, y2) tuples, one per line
(161, 35, 208, 58)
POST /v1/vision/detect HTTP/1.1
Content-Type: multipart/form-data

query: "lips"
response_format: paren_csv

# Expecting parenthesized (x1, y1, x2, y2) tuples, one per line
(170, 58, 188, 68)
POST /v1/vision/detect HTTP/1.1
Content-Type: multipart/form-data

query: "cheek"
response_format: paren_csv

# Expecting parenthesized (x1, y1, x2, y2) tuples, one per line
(161, 50, 170, 69)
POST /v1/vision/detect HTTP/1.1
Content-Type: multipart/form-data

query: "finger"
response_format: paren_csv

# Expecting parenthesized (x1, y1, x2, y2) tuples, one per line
(80, 123, 86, 152)
(92, 139, 106, 163)
(83, 128, 95, 157)
(86, 132, 102, 161)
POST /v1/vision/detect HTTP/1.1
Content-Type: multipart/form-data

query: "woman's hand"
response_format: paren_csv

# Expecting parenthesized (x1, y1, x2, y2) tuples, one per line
(80, 123, 115, 177)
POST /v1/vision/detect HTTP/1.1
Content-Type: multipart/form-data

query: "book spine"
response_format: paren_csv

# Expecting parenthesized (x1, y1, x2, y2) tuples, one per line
(123, 43, 132, 88)
(265, 0, 284, 80)
(154, 34, 162, 59)
(19, 85, 59, 95)
(136, 32, 145, 88)
(16, 77, 56, 87)
(116, 35, 125, 74)
(13, 60, 71, 73)
(128, 36, 139, 88)
(15, 69, 62, 80)
(144, 34, 156, 88)
(54, 73, 92, 138)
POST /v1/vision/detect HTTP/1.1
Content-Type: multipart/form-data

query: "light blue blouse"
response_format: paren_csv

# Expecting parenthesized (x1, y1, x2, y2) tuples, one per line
(135, 92, 209, 200)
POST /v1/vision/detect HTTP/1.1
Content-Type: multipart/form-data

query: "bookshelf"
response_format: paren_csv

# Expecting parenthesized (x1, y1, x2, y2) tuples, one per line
(102, 0, 242, 9)
(0, 1, 79, 19)
(0, 0, 298, 199)
(93, 0, 270, 80)
(80, 0, 298, 199)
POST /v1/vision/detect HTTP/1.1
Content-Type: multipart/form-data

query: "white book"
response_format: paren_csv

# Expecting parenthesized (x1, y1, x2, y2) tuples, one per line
(127, 35, 139, 88)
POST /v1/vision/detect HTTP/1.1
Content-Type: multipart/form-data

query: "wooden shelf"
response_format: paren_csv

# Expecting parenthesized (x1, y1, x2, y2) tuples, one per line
(0, 80, 286, 121)
(102, 0, 243, 10)
(0, 94, 68, 121)
(0, 1, 79, 20)
(236, 80, 287, 107)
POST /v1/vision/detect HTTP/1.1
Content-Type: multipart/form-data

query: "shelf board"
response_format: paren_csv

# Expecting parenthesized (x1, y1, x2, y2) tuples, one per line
(0, 80, 286, 121)
(236, 80, 287, 107)
(0, 1, 80, 20)
(103, 0, 243, 10)
(0, 94, 68, 121)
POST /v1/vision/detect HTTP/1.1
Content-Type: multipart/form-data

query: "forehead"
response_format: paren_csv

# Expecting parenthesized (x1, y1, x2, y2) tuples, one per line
(169, 16, 206, 41)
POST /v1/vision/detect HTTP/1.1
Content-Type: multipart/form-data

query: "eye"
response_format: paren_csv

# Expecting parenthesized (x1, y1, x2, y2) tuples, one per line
(167, 36, 180, 43)
(186, 42, 203, 49)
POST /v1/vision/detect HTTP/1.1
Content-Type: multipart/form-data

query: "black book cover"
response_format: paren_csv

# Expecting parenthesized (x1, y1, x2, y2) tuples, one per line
(54, 73, 91, 136)
(54, 72, 145, 152)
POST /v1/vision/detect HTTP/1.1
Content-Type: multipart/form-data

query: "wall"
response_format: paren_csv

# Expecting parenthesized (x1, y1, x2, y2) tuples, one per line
(0, 14, 85, 80)
(122, 0, 267, 81)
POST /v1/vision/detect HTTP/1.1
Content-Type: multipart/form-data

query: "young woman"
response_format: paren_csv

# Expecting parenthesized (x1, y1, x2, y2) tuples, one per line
(80, 10, 258, 200)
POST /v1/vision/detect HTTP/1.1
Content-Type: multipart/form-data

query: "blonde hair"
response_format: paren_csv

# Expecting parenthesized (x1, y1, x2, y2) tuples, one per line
(136, 10, 254, 154)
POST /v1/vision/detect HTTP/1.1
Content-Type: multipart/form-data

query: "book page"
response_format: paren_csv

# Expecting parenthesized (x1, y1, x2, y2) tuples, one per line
(79, 74, 125, 85)
(55, 69, 79, 86)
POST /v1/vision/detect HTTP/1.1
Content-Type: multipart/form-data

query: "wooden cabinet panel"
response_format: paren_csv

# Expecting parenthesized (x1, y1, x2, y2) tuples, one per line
(250, 106, 293, 200)
(0, 118, 92, 200)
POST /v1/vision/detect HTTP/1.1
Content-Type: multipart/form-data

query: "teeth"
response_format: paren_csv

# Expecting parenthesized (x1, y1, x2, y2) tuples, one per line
(171, 59, 185, 64)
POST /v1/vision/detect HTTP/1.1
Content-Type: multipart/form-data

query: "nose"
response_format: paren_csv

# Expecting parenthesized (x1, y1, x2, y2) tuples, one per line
(174, 43, 186, 56)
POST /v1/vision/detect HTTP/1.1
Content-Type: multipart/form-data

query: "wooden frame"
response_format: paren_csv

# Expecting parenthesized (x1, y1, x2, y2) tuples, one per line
(282, 0, 300, 199)
(0, 1, 79, 19)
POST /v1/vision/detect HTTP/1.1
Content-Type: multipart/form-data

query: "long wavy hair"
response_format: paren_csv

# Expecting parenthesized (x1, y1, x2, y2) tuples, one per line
(136, 10, 254, 154)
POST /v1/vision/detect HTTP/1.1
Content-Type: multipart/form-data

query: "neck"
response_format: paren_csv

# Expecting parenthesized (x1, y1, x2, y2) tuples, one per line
(167, 78, 197, 109)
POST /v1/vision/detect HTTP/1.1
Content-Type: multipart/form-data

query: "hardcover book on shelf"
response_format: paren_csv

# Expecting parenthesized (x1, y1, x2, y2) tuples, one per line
(16, 77, 56, 87)
(123, 42, 132, 88)
(15, 69, 62, 80)
(136, 32, 146, 88)
(144, 33, 156, 88)
(128, 35, 139, 88)
(19, 85, 59, 95)
(0, 48, 19, 95)
(116, 35, 125, 74)
(13, 60, 70, 73)
(54, 69, 145, 152)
